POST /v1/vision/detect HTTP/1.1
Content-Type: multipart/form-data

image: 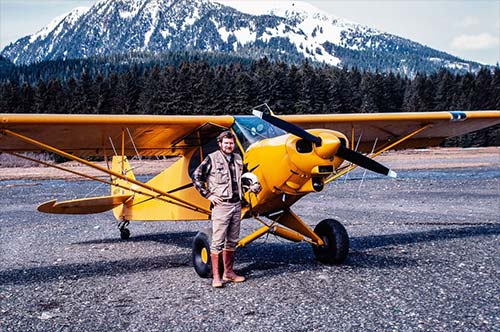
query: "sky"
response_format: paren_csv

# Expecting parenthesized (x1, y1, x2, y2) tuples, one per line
(0, 0, 498, 65)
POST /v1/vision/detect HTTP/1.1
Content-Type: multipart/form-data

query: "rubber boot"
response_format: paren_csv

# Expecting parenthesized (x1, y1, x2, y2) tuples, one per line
(210, 253, 223, 288)
(222, 249, 245, 282)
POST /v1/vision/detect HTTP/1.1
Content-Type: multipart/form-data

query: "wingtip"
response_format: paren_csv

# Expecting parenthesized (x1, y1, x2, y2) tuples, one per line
(388, 170, 398, 178)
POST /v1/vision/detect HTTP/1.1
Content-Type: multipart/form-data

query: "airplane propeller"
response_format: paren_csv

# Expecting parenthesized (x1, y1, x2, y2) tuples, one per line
(252, 110, 397, 178)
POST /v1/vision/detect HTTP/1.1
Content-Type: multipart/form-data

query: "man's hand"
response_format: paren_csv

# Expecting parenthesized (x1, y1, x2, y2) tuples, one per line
(208, 195, 223, 206)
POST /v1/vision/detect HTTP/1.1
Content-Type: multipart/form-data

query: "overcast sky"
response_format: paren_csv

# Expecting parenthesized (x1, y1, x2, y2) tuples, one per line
(1, 0, 498, 65)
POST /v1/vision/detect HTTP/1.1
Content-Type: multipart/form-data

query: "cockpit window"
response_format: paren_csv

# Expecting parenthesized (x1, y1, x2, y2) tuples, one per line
(232, 115, 286, 151)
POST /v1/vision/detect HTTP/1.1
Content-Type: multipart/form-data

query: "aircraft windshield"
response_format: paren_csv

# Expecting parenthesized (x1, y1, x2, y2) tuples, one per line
(232, 116, 287, 151)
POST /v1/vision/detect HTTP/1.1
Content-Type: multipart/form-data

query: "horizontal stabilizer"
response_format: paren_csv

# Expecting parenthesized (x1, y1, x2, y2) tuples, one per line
(38, 195, 132, 215)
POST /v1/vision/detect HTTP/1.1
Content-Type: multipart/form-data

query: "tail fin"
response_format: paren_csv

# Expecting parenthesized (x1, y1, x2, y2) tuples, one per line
(111, 155, 136, 195)
(111, 156, 136, 180)
(111, 156, 136, 219)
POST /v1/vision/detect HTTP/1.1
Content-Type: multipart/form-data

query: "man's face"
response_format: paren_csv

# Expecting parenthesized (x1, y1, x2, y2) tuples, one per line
(219, 137, 235, 155)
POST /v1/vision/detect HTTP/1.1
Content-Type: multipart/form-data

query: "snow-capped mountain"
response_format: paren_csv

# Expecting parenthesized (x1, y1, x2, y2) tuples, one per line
(0, 0, 485, 75)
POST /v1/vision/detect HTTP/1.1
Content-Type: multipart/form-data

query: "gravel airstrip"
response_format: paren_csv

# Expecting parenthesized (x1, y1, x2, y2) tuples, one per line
(0, 148, 499, 331)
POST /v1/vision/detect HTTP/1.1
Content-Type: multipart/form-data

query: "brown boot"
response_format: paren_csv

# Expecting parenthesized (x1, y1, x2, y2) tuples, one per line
(222, 249, 245, 282)
(210, 253, 223, 288)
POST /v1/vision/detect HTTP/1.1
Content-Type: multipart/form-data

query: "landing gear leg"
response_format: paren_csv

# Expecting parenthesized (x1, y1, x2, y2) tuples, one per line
(118, 220, 130, 240)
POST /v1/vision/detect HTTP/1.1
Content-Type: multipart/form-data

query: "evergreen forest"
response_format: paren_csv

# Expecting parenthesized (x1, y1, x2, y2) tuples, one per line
(1, 56, 499, 146)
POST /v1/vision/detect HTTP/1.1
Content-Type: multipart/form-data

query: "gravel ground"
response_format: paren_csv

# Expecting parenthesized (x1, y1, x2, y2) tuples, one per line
(0, 163, 499, 331)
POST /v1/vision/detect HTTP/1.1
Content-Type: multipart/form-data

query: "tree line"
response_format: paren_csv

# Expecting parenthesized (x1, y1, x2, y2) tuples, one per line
(0, 58, 498, 146)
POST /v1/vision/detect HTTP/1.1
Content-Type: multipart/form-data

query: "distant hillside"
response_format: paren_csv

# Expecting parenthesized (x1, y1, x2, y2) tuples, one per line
(0, 0, 489, 76)
(0, 51, 255, 84)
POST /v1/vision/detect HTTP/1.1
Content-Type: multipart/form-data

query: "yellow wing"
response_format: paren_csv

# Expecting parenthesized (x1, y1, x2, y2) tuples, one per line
(1, 112, 498, 156)
(0, 114, 234, 156)
(282, 111, 500, 152)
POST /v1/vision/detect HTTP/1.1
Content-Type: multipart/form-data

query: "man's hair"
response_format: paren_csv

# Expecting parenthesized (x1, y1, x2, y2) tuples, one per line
(217, 130, 235, 143)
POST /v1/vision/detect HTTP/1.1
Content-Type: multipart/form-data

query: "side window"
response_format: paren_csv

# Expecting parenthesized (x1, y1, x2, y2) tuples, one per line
(188, 139, 218, 178)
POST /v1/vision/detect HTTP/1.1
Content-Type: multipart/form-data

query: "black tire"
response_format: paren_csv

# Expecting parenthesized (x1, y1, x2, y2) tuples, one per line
(192, 231, 212, 278)
(312, 219, 349, 264)
(120, 227, 130, 240)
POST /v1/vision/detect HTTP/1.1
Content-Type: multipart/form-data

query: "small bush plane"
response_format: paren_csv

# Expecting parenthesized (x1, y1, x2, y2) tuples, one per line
(1, 106, 499, 277)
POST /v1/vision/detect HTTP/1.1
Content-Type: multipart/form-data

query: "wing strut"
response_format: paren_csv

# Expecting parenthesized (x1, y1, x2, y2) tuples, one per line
(358, 138, 379, 190)
(1, 129, 211, 215)
(326, 123, 434, 184)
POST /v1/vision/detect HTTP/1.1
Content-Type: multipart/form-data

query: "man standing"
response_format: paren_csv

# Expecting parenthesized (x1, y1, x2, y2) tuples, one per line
(192, 131, 246, 288)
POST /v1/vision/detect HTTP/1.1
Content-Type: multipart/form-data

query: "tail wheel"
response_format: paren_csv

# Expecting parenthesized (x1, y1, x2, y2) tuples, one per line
(192, 231, 212, 278)
(120, 227, 131, 240)
(312, 219, 349, 264)
(118, 220, 130, 240)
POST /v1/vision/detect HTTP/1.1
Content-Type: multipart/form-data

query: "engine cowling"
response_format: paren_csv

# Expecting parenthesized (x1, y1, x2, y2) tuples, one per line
(244, 129, 349, 197)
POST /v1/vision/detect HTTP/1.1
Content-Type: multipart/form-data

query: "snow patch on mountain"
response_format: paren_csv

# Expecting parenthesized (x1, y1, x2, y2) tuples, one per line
(235, 28, 257, 46)
(118, 0, 142, 19)
(29, 7, 89, 43)
(215, 1, 321, 17)
(186, 5, 201, 25)
(143, 2, 161, 47)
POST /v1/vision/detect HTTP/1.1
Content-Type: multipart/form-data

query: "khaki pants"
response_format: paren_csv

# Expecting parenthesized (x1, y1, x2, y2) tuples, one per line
(210, 201, 242, 253)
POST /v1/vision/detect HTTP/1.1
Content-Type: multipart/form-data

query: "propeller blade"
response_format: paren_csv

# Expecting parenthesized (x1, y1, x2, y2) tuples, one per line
(252, 110, 322, 145)
(252, 109, 396, 178)
(337, 145, 397, 178)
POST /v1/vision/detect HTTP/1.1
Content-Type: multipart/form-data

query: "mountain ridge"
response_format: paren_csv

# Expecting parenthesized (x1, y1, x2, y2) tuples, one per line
(0, 0, 488, 75)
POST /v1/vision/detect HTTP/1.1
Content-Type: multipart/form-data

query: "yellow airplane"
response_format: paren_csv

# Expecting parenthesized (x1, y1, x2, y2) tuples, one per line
(1, 106, 499, 278)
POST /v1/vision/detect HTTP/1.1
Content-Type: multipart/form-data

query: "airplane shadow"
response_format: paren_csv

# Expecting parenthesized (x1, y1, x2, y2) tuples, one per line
(237, 224, 500, 279)
(350, 223, 499, 252)
(0, 231, 197, 286)
(1, 225, 498, 286)
(0, 253, 191, 286)
(74, 231, 198, 249)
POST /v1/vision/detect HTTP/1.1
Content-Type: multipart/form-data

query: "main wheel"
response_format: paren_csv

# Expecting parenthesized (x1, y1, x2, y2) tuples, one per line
(192, 231, 212, 278)
(312, 219, 349, 264)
